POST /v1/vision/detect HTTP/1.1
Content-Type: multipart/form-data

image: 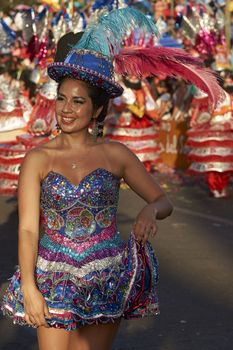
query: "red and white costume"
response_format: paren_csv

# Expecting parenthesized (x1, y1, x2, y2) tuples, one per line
(105, 79, 161, 172)
(27, 78, 57, 136)
(187, 90, 233, 197)
(0, 79, 56, 195)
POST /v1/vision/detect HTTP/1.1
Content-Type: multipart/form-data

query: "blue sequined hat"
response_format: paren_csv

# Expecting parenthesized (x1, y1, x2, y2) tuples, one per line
(48, 49, 123, 97)
(48, 7, 222, 107)
(47, 7, 159, 98)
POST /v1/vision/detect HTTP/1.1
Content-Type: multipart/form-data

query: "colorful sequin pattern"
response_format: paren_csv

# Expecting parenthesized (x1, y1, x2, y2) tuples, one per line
(1, 168, 159, 330)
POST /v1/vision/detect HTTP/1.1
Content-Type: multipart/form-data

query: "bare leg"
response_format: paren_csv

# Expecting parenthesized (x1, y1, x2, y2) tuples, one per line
(37, 327, 70, 350)
(69, 319, 121, 350)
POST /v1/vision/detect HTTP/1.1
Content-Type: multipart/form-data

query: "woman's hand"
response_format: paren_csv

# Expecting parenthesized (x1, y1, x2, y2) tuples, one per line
(22, 284, 51, 328)
(133, 203, 158, 246)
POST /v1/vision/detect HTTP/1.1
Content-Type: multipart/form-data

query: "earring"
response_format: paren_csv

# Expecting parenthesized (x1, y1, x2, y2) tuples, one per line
(92, 119, 99, 140)
(92, 119, 104, 140)
(56, 123, 61, 134)
(98, 121, 104, 137)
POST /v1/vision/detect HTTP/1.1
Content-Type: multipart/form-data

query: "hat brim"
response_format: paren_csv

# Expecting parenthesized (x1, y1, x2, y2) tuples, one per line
(47, 62, 123, 98)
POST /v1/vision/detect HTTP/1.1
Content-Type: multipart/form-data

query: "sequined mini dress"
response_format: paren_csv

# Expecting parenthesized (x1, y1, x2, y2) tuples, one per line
(1, 168, 159, 330)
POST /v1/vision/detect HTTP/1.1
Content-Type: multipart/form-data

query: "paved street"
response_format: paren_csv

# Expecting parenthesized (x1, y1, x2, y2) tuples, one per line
(0, 174, 233, 350)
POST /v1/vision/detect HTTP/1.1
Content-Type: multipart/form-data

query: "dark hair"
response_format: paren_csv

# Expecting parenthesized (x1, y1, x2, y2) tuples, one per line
(54, 32, 84, 62)
(57, 78, 111, 135)
(85, 84, 110, 121)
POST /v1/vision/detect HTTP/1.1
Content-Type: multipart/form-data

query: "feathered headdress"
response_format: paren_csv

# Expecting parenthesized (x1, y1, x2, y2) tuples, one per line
(48, 7, 224, 108)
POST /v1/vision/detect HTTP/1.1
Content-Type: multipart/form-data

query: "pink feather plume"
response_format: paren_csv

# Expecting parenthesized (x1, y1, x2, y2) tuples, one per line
(114, 47, 225, 109)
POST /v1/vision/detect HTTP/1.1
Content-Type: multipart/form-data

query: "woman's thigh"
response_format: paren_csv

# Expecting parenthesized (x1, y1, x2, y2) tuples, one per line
(69, 319, 121, 350)
(37, 326, 70, 350)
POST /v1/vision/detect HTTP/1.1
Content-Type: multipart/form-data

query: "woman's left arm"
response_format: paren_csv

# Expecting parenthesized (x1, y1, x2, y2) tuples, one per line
(114, 143, 173, 245)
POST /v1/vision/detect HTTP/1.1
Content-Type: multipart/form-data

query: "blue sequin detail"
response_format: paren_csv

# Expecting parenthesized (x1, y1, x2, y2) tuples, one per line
(1, 168, 159, 330)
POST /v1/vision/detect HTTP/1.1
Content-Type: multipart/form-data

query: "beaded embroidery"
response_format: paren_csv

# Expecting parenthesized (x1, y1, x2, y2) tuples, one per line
(48, 50, 123, 97)
(1, 168, 159, 330)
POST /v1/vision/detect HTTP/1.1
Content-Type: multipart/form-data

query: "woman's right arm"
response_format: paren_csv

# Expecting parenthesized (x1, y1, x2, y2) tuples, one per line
(18, 149, 51, 327)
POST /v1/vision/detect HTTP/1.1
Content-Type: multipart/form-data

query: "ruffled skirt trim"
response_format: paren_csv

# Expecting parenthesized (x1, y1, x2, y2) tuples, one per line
(1, 235, 159, 330)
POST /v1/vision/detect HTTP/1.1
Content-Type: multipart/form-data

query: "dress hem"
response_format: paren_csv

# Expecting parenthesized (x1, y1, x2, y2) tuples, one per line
(1, 303, 160, 331)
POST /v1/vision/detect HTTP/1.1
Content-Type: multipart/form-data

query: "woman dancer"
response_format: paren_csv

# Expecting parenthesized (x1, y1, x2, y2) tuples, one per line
(1, 7, 223, 350)
(2, 64, 173, 350)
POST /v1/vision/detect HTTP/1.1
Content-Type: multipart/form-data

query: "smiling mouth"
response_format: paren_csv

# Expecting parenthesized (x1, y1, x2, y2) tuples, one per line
(61, 117, 76, 125)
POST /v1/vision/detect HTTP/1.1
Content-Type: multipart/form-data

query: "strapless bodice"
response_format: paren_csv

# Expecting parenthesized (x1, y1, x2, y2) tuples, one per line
(40, 168, 120, 242)
(2, 167, 159, 331)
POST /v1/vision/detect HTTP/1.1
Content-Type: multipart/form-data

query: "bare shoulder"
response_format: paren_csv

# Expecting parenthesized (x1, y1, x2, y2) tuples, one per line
(26, 137, 58, 158)
(102, 140, 134, 159)
(21, 138, 57, 178)
(101, 140, 140, 175)
(37, 136, 59, 151)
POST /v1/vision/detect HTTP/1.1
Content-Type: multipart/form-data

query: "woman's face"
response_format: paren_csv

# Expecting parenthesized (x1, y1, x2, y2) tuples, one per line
(55, 78, 99, 134)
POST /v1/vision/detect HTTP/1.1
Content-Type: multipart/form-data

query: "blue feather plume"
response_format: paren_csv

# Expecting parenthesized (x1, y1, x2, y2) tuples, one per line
(74, 7, 159, 57)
